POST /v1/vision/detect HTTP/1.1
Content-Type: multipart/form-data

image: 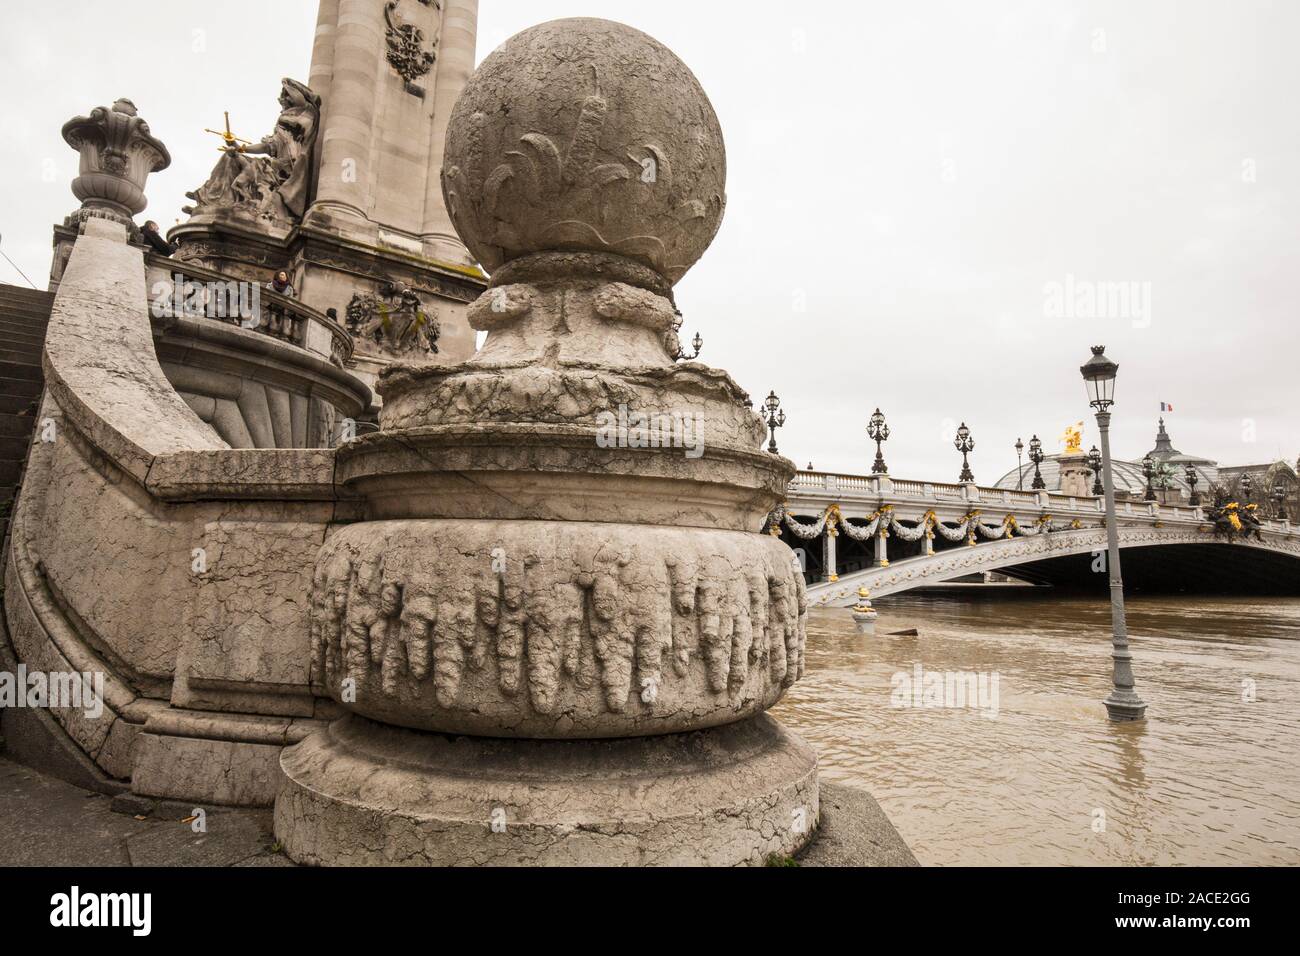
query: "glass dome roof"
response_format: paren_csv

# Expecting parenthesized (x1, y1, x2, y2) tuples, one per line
(993, 457, 1218, 497)
(995, 420, 1220, 497)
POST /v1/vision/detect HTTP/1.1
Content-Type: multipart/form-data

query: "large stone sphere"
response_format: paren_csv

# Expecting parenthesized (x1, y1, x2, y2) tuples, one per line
(442, 18, 726, 285)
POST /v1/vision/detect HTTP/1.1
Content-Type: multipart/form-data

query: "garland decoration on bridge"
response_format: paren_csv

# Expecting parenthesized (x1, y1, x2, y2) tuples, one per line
(934, 515, 974, 542)
(773, 504, 1062, 543)
(772, 504, 891, 541)
(888, 511, 931, 542)
(972, 513, 1058, 540)
(838, 508, 887, 542)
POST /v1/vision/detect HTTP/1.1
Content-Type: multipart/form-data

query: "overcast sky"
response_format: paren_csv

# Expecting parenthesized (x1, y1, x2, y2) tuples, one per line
(2, 1, 1295, 480)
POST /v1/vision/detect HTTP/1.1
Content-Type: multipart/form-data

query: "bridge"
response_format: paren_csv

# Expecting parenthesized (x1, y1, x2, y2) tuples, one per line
(769, 471, 1300, 606)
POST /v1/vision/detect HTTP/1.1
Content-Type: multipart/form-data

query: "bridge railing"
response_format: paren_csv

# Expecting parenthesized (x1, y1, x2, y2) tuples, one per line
(785, 469, 1300, 532)
(787, 471, 1090, 510)
(144, 255, 354, 367)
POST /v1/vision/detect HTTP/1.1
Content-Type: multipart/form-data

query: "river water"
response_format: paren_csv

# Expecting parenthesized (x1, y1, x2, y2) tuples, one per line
(770, 588, 1300, 866)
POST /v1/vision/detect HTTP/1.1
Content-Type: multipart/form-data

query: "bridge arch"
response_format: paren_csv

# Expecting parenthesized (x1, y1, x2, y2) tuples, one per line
(805, 526, 1300, 605)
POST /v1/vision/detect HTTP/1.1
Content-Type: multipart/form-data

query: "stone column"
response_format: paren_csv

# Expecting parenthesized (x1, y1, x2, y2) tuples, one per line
(823, 526, 838, 583)
(875, 526, 889, 567)
(307, 0, 382, 228)
(421, 0, 478, 265)
(308, 0, 340, 105)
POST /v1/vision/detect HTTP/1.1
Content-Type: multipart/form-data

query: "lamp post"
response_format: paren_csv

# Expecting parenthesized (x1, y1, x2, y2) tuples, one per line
(868, 408, 890, 474)
(1015, 438, 1025, 490)
(763, 390, 786, 454)
(1184, 463, 1201, 507)
(1088, 446, 1104, 496)
(1028, 435, 1046, 490)
(954, 423, 975, 483)
(1141, 454, 1157, 501)
(1080, 345, 1147, 722)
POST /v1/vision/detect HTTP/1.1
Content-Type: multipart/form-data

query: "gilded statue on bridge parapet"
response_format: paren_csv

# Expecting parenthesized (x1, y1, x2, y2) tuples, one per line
(1060, 421, 1085, 455)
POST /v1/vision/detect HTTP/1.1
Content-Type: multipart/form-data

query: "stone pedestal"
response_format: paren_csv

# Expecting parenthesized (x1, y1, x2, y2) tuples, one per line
(274, 17, 818, 866)
(1058, 452, 1092, 497)
(276, 713, 817, 866)
(850, 588, 878, 635)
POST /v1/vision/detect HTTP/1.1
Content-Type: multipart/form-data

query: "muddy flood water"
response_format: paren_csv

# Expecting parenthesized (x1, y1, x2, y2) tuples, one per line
(770, 588, 1300, 865)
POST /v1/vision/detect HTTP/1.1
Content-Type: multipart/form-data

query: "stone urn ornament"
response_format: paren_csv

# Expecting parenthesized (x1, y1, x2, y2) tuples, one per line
(61, 98, 170, 234)
(274, 18, 818, 866)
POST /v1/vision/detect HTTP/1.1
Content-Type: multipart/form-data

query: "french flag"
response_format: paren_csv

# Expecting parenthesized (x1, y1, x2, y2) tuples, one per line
(1160, 402, 1174, 412)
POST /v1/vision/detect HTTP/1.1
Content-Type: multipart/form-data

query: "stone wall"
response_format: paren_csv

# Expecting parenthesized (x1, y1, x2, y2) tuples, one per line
(2, 220, 352, 805)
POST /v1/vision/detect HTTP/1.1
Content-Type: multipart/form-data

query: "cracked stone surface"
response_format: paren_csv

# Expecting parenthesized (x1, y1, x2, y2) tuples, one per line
(276, 714, 819, 866)
(0, 756, 286, 867)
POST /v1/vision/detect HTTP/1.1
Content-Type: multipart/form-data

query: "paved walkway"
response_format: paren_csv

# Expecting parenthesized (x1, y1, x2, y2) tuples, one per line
(0, 756, 289, 867)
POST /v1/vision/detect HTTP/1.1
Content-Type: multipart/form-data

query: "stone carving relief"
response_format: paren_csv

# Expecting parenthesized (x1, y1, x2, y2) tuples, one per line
(441, 19, 727, 283)
(182, 78, 321, 226)
(345, 280, 440, 358)
(384, 0, 439, 94)
(309, 523, 807, 736)
(377, 363, 768, 457)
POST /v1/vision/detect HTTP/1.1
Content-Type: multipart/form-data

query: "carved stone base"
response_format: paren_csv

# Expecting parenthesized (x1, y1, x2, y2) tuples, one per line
(311, 520, 807, 738)
(274, 712, 819, 866)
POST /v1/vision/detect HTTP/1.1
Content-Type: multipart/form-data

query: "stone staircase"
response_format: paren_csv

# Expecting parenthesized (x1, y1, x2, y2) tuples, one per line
(0, 283, 52, 544)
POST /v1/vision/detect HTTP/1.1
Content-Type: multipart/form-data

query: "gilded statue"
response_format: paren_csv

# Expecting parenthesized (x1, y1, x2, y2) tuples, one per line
(1060, 421, 1084, 455)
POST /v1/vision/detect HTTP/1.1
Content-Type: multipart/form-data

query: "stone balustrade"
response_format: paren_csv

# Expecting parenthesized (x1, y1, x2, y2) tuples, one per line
(145, 255, 353, 368)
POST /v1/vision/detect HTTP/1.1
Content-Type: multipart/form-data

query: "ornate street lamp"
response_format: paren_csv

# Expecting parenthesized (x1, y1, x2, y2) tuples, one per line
(1028, 435, 1046, 490)
(1015, 437, 1025, 490)
(1241, 472, 1253, 503)
(1141, 454, 1157, 501)
(954, 423, 975, 483)
(1080, 345, 1147, 722)
(763, 390, 786, 454)
(669, 308, 703, 360)
(1088, 445, 1104, 495)
(1184, 463, 1201, 507)
(867, 408, 890, 474)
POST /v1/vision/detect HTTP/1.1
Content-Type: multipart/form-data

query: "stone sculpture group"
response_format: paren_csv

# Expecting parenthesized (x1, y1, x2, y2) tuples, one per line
(183, 78, 321, 226)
